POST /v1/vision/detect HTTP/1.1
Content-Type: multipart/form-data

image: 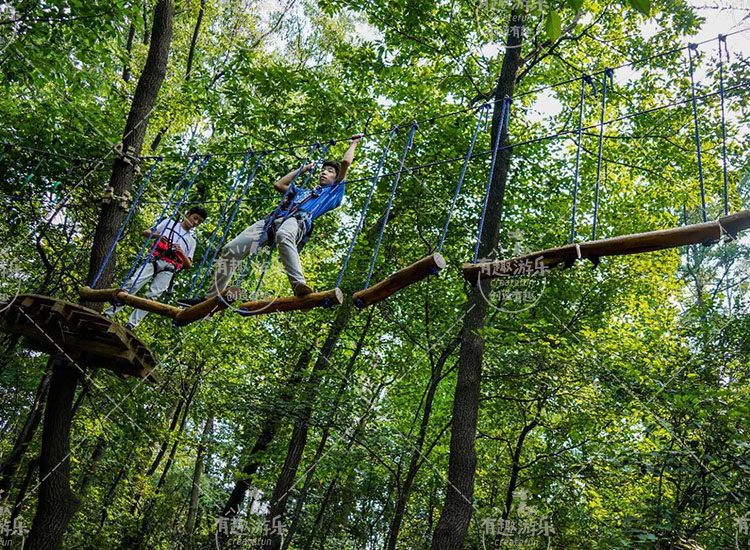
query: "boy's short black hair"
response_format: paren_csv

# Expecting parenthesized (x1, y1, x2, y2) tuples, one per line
(321, 160, 341, 177)
(189, 206, 208, 219)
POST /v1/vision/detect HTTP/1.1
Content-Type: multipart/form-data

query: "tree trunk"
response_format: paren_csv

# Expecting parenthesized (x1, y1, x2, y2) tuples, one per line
(84, 0, 174, 294)
(75, 436, 106, 497)
(2, 456, 39, 549)
(185, 415, 213, 541)
(23, 3, 174, 546)
(155, 374, 200, 492)
(221, 346, 314, 517)
(430, 12, 524, 550)
(185, 0, 205, 81)
(385, 341, 457, 550)
(123, 22, 136, 82)
(0, 365, 51, 503)
(281, 308, 376, 550)
(25, 360, 81, 550)
(261, 300, 355, 550)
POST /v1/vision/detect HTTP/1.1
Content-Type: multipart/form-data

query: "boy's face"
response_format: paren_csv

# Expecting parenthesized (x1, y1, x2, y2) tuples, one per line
(183, 212, 206, 229)
(319, 165, 338, 185)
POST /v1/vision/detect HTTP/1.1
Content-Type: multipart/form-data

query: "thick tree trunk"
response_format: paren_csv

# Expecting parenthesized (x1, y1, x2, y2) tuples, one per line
(430, 12, 524, 550)
(185, 415, 213, 541)
(23, 4, 174, 547)
(221, 346, 314, 517)
(25, 360, 80, 550)
(85, 0, 174, 293)
(385, 341, 457, 550)
(0, 365, 51, 503)
(260, 300, 355, 550)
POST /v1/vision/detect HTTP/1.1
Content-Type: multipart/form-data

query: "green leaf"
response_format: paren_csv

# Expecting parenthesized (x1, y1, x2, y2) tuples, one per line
(628, 0, 651, 16)
(545, 11, 562, 41)
(568, 0, 583, 12)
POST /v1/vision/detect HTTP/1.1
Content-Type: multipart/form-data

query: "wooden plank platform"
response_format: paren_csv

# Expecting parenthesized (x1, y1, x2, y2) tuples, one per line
(353, 253, 446, 308)
(0, 295, 157, 380)
(462, 210, 750, 282)
(236, 288, 344, 317)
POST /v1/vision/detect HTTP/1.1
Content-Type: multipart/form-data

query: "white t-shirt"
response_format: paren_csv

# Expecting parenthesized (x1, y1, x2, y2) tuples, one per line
(152, 219, 197, 260)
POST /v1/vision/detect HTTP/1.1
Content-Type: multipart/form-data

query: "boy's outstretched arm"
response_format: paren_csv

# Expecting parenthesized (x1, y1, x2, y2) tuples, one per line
(273, 163, 314, 193)
(338, 134, 363, 182)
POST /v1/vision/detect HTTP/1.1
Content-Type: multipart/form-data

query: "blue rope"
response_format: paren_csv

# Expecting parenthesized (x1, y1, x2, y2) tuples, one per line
(362, 123, 418, 291)
(571, 75, 597, 244)
(688, 44, 707, 223)
(193, 152, 266, 296)
(335, 129, 397, 289)
(437, 104, 488, 255)
(472, 97, 510, 264)
(126, 154, 210, 292)
(234, 142, 321, 288)
(91, 157, 162, 288)
(121, 155, 199, 287)
(187, 152, 253, 297)
(718, 35, 730, 216)
(592, 68, 613, 241)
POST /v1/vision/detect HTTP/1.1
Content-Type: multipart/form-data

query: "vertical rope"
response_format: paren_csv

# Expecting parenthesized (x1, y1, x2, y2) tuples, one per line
(718, 35, 730, 216)
(362, 122, 418, 291)
(436, 104, 488, 255)
(193, 151, 266, 296)
(472, 97, 510, 264)
(335, 129, 397, 289)
(571, 75, 596, 244)
(91, 157, 161, 288)
(688, 44, 707, 223)
(126, 154, 211, 293)
(187, 152, 253, 297)
(121, 155, 198, 286)
(592, 68, 613, 241)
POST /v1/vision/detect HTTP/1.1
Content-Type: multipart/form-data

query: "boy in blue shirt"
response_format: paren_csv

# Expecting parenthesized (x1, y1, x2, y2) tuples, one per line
(184, 135, 361, 302)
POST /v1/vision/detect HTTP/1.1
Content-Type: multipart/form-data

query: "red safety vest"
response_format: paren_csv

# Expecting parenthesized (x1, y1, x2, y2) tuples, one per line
(152, 238, 183, 270)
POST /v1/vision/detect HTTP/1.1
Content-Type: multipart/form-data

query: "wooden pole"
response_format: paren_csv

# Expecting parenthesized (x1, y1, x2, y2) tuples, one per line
(237, 288, 344, 316)
(79, 286, 182, 318)
(173, 287, 243, 326)
(352, 253, 446, 308)
(462, 209, 750, 282)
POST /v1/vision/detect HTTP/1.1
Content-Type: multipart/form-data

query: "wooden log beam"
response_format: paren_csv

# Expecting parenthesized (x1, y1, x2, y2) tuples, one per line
(237, 288, 344, 316)
(352, 253, 446, 308)
(173, 287, 243, 327)
(79, 286, 182, 318)
(462, 209, 750, 282)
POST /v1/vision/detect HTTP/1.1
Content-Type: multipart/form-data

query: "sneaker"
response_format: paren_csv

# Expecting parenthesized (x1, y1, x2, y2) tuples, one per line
(125, 322, 136, 331)
(176, 296, 205, 307)
(293, 282, 313, 297)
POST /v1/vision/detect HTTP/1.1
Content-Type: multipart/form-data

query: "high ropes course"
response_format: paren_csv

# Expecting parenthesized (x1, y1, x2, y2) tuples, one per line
(2, 30, 750, 377)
